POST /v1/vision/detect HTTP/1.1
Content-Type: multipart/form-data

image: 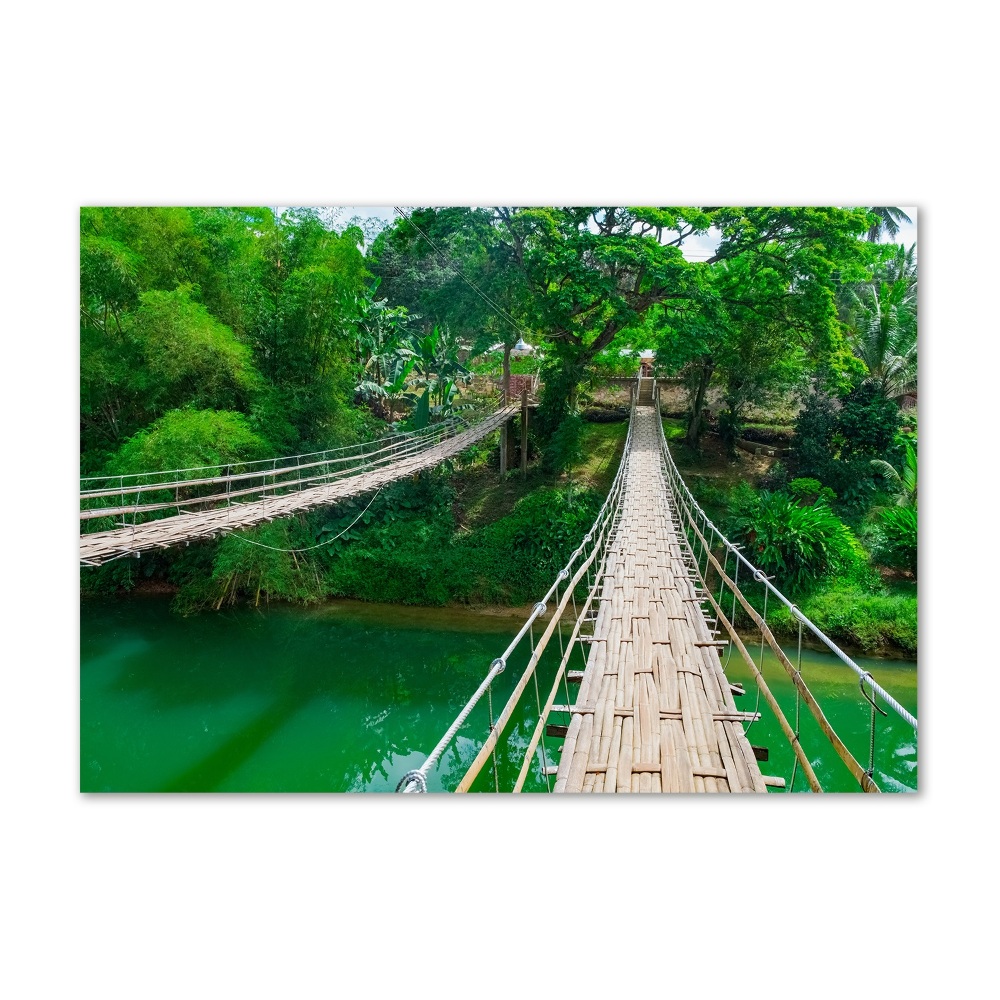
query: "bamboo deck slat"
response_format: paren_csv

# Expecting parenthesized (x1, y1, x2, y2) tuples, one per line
(551, 405, 769, 793)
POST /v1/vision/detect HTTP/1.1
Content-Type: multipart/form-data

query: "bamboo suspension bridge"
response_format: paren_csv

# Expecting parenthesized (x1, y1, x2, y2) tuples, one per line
(80, 376, 917, 792)
(395, 377, 918, 794)
(79, 400, 519, 566)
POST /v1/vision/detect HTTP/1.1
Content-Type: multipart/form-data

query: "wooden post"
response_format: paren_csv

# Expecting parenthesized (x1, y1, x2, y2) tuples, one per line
(500, 421, 507, 477)
(520, 386, 528, 477)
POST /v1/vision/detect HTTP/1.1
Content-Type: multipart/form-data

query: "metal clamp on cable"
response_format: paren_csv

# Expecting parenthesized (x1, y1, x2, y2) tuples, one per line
(490, 656, 507, 675)
(859, 673, 888, 717)
(533, 602, 547, 617)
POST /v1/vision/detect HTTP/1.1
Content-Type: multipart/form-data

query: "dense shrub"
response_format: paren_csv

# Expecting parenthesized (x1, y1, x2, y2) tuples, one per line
(763, 583, 917, 655)
(105, 408, 272, 476)
(788, 478, 836, 505)
(791, 391, 839, 482)
(726, 490, 861, 591)
(758, 460, 790, 491)
(866, 506, 918, 575)
(508, 487, 601, 572)
(837, 381, 900, 461)
(174, 518, 326, 612)
(791, 384, 901, 508)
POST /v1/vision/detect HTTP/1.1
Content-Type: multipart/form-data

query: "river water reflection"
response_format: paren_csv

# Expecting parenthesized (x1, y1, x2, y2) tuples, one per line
(80, 597, 916, 793)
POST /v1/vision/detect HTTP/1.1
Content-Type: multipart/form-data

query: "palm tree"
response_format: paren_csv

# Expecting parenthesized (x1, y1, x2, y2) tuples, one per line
(840, 240, 917, 402)
(871, 441, 917, 507)
(881, 242, 918, 285)
(846, 279, 917, 400)
(866, 207, 913, 243)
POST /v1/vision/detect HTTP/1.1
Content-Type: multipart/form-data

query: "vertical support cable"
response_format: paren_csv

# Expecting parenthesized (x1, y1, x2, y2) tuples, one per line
(531, 650, 552, 793)
(788, 613, 804, 792)
(860, 672, 887, 788)
(528, 616, 553, 791)
(717, 545, 729, 615)
(487, 681, 500, 793)
(744, 572, 769, 737)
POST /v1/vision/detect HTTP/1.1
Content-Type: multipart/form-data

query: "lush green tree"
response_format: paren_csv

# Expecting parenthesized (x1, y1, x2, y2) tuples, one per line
(792, 380, 901, 505)
(81, 286, 262, 464)
(685, 209, 874, 446)
(496, 207, 713, 410)
(187, 207, 273, 336)
(369, 207, 530, 402)
(716, 316, 809, 456)
(80, 206, 380, 466)
(374, 207, 877, 453)
(238, 210, 371, 448)
(105, 409, 271, 477)
(81, 207, 210, 293)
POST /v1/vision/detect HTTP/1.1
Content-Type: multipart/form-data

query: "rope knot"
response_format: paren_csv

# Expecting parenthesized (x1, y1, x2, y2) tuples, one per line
(395, 769, 428, 793)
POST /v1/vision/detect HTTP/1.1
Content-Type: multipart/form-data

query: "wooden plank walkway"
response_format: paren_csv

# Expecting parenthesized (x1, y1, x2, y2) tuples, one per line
(553, 404, 768, 793)
(80, 405, 518, 566)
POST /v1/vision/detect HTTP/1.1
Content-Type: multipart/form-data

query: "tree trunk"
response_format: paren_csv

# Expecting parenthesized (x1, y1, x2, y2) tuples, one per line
(502, 342, 516, 469)
(685, 359, 714, 450)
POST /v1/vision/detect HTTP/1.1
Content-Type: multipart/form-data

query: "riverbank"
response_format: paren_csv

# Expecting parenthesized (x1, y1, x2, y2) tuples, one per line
(95, 587, 912, 664)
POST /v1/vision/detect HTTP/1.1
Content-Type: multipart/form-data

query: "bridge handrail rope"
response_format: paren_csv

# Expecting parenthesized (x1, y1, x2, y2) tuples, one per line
(396, 378, 640, 792)
(80, 417, 466, 498)
(80, 395, 506, 525)
(79, 420, 464, 520)
(80, 384, 503, 489)
(652, 388, 914, 792)
(81, 396, 511, 566)
(652, 393, 916, 732)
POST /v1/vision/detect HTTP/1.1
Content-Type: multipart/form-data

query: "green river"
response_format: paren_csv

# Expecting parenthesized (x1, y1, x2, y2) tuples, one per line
(80, 596, 917, 793)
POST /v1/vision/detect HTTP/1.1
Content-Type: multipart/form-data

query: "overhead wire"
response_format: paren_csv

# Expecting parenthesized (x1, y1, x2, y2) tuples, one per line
(391, 206, 531, 340)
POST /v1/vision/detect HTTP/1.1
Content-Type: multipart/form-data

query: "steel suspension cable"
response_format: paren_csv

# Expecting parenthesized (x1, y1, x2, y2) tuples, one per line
(655, 409, 916, 732)
(397, 380, 639, 792)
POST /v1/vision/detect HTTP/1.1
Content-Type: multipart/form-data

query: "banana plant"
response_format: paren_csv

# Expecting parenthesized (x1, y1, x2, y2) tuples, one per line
(406, 325, 472, 427)
(354, 279, 411, 398)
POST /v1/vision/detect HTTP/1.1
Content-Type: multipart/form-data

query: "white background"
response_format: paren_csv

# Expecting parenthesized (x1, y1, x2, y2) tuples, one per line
(2, 3, 988, 997)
